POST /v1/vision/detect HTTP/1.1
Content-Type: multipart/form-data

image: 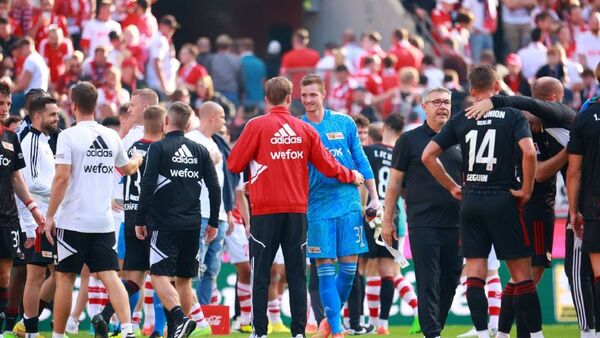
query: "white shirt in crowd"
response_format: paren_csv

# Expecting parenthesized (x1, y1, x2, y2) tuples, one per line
(185, 130, 228, 222)
(55, 121, 129, 233)
(517, 42, 548, 79)
(576, 32, 600, 71)
(23, 51, 49, 92)
(501, 5, 531, 25)
(81, 18, 122, 55)
(146, 32, 179, 94)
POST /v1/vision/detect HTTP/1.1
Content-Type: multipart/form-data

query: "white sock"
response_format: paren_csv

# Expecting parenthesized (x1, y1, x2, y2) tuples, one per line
(394, 275, 418, 317)
(267, 299, 282, 324)
(486, 275, 502, 331)
(477, 330, 489, 338)
(189, 303, 208, 328)
(121, 323, 132, 336)
(142, 276, 155, 329)
(365, 276, 381, 326)
(238, 282, 252, 325)
(52, 332, 64, 338)
(582, 330, 596, 338)
(531, 331, 544, 338)
(377, 319, 388, 329)
(496, 332, 510, 338)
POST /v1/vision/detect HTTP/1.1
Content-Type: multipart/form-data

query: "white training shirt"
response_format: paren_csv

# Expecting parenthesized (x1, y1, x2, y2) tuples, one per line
(81, 18, 122, 55)
(23, 51, 49, 92)
(185, 130, 227, 222)
(576, 32, 600, 71)
(55, 121, 129, 233)
(146, 32, 177, 93)
(122, 125, 144, 151)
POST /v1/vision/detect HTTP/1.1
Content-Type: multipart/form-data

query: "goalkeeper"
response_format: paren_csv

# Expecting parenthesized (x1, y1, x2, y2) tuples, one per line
(381, 87, 463, 338)
(299, 74, 380, 338)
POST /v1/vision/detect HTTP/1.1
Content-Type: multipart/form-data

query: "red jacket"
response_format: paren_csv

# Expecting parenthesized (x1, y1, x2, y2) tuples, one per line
(228, 106, 356, 216)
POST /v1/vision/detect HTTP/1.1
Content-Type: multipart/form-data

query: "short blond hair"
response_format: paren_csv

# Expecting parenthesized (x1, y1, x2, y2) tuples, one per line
(300, 74, 325, 94)
(265, 77, 292, 105)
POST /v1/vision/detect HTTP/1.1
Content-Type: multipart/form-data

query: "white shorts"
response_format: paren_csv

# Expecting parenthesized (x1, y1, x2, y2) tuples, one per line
(225, 223, 249, 264)
(487, 246, 500, 271)
(273, 246, 284, 265)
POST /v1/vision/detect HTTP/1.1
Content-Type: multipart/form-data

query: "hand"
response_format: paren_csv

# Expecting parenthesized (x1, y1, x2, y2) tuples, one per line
(510, 188, 531, 207)
(205, 225, 217, 243)
(570, 212, 585, 239)
(242, 181, 249, 194)
(381, 221, 398, 247)
(44, 215, 56, 245)
(130, 151, 143, 166)
(352, 170, 365, 186)
(465, 99, 493, 120)
(31, 207, 45, 226)
(365, 199, 384, 229)
(111, 200, 124, 212)
(24, 238, 35, 249)
(226, 213, 235, 236)
(135, 225, 147, 240)
(450, 185, 462, 200)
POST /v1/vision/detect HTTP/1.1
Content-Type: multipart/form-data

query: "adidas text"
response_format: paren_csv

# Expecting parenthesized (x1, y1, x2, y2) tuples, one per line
(87, 149, 113, 157)
(170, 168, 199, 178)
(270, 150, 304, 160)
(84, 163, 114, 174)
(171, 155, 198, 164)
(270, 135, 302, 144)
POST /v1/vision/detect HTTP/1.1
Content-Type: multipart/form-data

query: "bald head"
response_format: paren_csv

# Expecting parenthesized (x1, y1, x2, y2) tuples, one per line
(197, 102, 225, 135)
(532, 77, 564, 102)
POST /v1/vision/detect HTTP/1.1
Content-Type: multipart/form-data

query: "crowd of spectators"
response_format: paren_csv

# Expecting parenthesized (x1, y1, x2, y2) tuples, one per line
(1, 0, 599, 143)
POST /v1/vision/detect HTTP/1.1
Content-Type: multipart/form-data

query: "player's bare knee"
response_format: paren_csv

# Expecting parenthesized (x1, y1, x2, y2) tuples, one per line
(465, 258, 488, 279)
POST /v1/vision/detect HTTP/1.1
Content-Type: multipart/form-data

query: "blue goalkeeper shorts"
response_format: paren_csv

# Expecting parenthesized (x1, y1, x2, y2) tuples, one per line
(307, 210, 368, 259)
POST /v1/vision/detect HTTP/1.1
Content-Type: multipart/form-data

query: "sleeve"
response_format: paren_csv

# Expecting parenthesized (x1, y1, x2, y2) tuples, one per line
(23, 57, 34, 73)
(432, 118, 459, 150)
(566, 114, 584, 155)
(21, 136, 51, 197)
(308, 127, 356, 183)
(347, 118, 374, 179)
(54, 132, 71, 165)
(227, 121, 258, 173)
(200, 147, 222, 228)
(136, 142, 161, 225)
(391, 134, 410, 171)
(513, 109, 533, 141)
(10, 133, 25, 171)
(490, 95, 572, 127)
(113, 133, 129, 168)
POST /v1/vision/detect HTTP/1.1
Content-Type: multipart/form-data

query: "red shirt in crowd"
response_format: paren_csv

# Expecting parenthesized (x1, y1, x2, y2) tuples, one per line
(358, 46, 387, 70)
(328, 78, 357, 114)
(178, 62, 208, 86)
(39, 38, 73, 83)
(30, 13, 69, 48)
(380, 67, 399, 117)
(227, 105, 355, 215)
(54, 0, 93, 28)
(280, 48, 320, 100)
(353, 69, 383, 95)
(388, 41, 423, 71)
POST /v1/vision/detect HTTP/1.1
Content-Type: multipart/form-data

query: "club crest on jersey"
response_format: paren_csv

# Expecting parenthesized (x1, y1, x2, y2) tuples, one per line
(326, 132, 344, 140)
(2, 141, 13, 152)
(87, 136, 113, 157)
(308, 246, 321, 254)
(271, 124, 302, 144)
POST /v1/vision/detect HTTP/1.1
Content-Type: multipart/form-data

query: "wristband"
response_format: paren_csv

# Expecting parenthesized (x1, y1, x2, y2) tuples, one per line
(26, 200, 38, 211)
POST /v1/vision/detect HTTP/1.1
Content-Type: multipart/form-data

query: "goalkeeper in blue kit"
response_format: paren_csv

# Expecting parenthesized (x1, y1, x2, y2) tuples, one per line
(300, 74, 382, 338)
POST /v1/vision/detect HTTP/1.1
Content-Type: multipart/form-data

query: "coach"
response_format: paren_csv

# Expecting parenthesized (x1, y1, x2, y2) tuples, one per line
(227, 77, 362, 338)
(381, 87, 462, 338)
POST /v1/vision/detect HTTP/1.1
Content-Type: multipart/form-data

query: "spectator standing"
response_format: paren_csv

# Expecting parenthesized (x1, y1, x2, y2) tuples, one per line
(0, 17, 18, 58)
(208, 34, 241, 106)
(54, 0, 94, 46)
(535, 44, 568, 84)
(176, 43, 208, 93)
(576, 12, 600, 71)
(97, 67, 130, 118)
(518, 28, 548, 80)
(39, 27, 73, 87)
(146, 15, 179, 100)
(503, 53, 532, 97)
(328, 65, 355, 114)
(80, 0, 122, 57)
(441, 38, 468, 85)
(56, 51, 83, 96)
(11, 37, 49, 115)
(195, 37, 213, 73)
(533, 11, 556, 47)
(120, 0, 157, 47)
(238, 38, 266, 107)
(462, 0, 498, 65)
(358, 31, 386, 69)
(388, 28, 423, 71)
(340, 29, 363, 73)
(10, 0, 33, 37)
(421, 55, 444, 90)
(193, 75, 236, 120)
(82, 46, 112, 88)
(27, 0, 69, 49)
(280, 29, 320, 115)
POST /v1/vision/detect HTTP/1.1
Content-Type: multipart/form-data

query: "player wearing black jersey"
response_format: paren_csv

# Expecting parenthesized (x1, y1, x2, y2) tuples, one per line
(94, 105, 166, 337)
(422, 65, 544, 338)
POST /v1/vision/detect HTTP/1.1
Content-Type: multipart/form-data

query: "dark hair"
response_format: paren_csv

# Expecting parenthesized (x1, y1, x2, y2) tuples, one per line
(2, 116, 21, 127)
(352, 114, 369, 128)
(456, 9, 475, 24)
(265, 77, 292, 105)
(29, 96, 57, 115)
(384, 113, 404, 133)
(531, 28, 542, 42)
(363, 56, 375, 67)
(535, 11, 552, 24)
(392, 28, 409, 41)
(0, 81, 10, 98)
(294, 28, 310, 44)
(469, 65, 499, 91)
(136, 0, 149, 11)
(167, 102, 193, 129)
(118, 103, 130, 117)
(109, 31, 120, 41)
(24, 88, 49, 111)
(324, 41, 338, 50)
(17, 36, 34, 48)
(335, 65, 349, 73)
(423, 55, 435, 66)
(382, 55, 397, 68)
(102, 116, 120, 128)
(0, 17, 8, 25)
(70, 82, 98, 114)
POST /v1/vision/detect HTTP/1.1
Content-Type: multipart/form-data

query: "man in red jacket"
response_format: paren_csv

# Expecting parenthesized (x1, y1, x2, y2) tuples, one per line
(228, 77, 364, 338)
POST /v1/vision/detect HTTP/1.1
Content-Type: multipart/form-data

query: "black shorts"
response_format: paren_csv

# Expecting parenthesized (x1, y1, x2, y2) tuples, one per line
(150, 229, 200, 278)
(0, 227, 22, 260)
(25, 234, 57, 266)
(363, 223, 397, 259)
(123, 234, 150, 271)
(523, 204, 554, 268)
(55, 229, 120, 273)
(461, 190, 532, 260)
(582, 221, 600, 253)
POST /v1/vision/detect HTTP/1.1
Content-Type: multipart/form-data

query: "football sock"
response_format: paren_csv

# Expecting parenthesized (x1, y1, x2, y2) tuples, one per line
(466, 277, 488, 331)
(318, 263, 343, 334)
(379, 276, 394, 320)
(514, 280, 542, 334)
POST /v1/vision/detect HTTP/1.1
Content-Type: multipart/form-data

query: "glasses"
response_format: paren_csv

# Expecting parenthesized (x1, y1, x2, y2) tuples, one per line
(425, 99, 451, 107)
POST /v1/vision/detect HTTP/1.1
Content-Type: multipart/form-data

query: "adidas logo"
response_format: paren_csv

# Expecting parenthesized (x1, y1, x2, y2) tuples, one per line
(86, 136, 113, 157)
(172, 144, 198, 164)
(270, 124, 302, 144)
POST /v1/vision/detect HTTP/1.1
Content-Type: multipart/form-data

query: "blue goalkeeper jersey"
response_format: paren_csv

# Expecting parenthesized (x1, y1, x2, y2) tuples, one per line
(301, 109, 374, 220)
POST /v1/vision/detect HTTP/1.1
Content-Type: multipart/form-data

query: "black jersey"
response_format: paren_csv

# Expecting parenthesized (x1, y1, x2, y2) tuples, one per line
(529, 131, 563, 214)
(567, 102, 600, 221)
(0, 126, 26, 228)
(363, 143, 393, 201)
(433, 107, 532, 191)
(123, 139, 152, 234)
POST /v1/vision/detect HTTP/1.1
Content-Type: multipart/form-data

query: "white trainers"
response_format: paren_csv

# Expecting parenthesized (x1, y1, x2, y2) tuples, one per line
(66, 316, 79, 335)
(456, 327, 478, 338)
(248, 334, 267, 338)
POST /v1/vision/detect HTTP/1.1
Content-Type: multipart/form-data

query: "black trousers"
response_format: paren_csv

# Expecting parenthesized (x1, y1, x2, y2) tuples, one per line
(565, 228, 599, 332)
(409, 227, 462, 338)
(249, 213, 307, 336)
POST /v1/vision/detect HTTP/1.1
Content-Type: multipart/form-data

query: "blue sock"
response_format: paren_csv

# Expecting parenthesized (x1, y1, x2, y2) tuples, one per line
(153, 292, 166, 335)
(336, 262, 357, 304)
(317, 263, 343, 334)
